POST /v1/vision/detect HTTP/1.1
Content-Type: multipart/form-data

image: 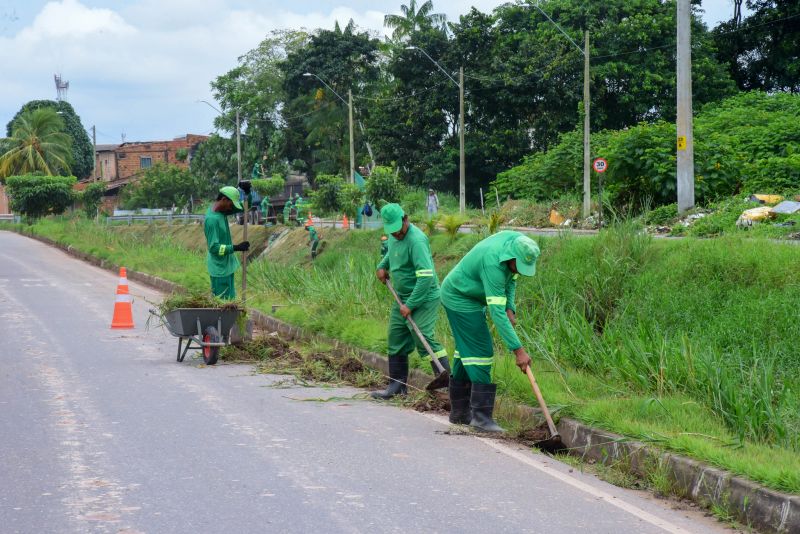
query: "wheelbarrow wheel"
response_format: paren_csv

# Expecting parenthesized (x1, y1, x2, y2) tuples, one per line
(202, 326, 220, 365)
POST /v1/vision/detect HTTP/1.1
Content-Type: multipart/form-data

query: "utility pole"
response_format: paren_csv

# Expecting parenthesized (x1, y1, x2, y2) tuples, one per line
(676, 0, 695, 213)
(582, 31, 591, 219)
(236, 110, 248, 299)
(348, 89, 355, 184)
(91, 125, 97, 181)
(459, 66, 465, 214)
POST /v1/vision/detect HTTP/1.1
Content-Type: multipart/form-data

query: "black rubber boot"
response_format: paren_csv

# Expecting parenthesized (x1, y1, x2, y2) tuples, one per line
(448, 377, 472, 424)
(370, 355, 408, 399)
(430, 355, 451, 375)
(469, 383, 505, 433)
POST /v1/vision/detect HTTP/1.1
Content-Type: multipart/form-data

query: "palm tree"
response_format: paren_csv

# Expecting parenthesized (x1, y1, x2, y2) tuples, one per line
(384, 0, 447, 41)
(0, 108, 72, 178)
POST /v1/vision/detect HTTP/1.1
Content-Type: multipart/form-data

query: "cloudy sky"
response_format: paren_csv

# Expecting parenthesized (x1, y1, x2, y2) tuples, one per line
(1, 0, 739, 144)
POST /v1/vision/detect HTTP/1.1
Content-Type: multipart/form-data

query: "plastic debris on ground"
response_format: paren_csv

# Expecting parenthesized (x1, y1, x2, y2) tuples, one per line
(748, 194, 784, 205)
(770, 200, 800, 215)
(736, 206, 776, 228)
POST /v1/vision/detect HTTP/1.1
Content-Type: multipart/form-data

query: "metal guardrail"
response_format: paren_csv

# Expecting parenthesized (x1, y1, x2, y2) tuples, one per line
(105, 214, 204, 225)
(0, 214, 21, 223)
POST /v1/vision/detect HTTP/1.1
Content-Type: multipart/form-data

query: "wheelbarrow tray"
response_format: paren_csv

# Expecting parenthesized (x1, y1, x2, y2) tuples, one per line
(163, 308, 241, 338)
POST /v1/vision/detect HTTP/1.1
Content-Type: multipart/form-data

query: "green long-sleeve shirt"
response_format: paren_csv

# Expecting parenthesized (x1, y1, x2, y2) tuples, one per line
(204, 207, 240, 277)
(440, 231, 527, 352)
(377, 224, 439, 310)
(308, 226, 319, 243)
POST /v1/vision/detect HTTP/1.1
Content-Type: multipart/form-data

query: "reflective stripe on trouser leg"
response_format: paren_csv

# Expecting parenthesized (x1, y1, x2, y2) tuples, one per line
(444, 307, 494, 385)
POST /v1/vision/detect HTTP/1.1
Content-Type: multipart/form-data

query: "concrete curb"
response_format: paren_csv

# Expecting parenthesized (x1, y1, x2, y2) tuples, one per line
(14, 229, 798, 534)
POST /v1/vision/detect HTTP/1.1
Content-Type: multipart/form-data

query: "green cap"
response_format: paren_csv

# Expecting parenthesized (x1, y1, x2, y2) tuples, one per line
(381, 203, 405, 234)
(501, 235, 540, 277)
(219, 186, 243, 211)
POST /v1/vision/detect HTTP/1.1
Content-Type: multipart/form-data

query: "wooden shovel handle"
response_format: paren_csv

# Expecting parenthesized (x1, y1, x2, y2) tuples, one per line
(385, 280, 446, 374)
(526, 366, 559, 438)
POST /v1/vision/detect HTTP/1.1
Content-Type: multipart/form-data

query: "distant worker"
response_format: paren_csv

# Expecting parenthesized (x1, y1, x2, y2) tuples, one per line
(260, 196, 273, 225)
(204, 186, 251, 299)
(306, 222, 320, 261)
(295, 194, 307, 227)
(379, 235, 388, 258)
(372, 203, 450, 399)
(283, 198, 293, 225)
(440, 230, 540, 433)
(426, 188, 439, 216)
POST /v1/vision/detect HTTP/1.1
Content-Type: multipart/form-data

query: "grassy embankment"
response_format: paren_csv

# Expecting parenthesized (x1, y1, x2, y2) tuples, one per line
(4, 215, 799, 495)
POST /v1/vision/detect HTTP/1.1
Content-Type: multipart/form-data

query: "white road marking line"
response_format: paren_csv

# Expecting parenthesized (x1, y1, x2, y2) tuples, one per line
(419, 413, 693, 534)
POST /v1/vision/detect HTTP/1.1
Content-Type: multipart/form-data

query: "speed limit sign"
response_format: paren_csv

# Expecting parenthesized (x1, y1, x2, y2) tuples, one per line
(593, 158, 608, 173)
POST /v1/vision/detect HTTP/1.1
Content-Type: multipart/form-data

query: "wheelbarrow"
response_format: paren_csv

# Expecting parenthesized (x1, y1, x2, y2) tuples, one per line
(150, 307, 242, 365)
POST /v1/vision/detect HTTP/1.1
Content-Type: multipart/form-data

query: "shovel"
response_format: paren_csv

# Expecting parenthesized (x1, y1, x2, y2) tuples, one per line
(525, 365, 565, 453)
(385, 280, 450, 391)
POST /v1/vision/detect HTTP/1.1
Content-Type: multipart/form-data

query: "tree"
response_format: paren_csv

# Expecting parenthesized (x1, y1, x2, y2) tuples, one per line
(78, 182, 106, 218)
(365, 165, 405, 204)
(384, 0, 447, 41)
(5, 174, 76, 219)
(6, 100, 93, 179)
(0, 108, 72, 179)
(120, 163, 202, 209)
(713, 0, 800, 93)
(281, 21, 381, 180)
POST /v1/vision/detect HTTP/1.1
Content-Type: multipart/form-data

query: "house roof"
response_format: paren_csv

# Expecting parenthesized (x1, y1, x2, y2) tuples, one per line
(95, 144, 119, 152)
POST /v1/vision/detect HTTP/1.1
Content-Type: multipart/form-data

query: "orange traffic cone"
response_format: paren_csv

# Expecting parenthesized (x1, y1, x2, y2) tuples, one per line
(111, 267, 134, 329)
(342, 214, 349, 229)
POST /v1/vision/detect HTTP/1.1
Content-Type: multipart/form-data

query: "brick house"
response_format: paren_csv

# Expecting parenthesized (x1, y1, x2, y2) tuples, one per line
(108, 134, 208, 188)
(94, 144, 120, 181)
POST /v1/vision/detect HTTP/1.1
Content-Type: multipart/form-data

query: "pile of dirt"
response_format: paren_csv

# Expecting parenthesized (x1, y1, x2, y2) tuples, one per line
(407, 390, 451, 414)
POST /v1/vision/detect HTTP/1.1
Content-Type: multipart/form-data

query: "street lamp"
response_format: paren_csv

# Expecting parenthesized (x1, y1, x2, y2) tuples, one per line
(524, 3, 592, 219)
(406, 46, 466, 214)
(197, 99, 249, 298)
(303, 73, 355, 184)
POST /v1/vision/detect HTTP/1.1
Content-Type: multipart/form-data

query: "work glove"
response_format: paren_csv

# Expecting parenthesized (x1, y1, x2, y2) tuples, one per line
(239, 180, 252, 194)
(233, 241, 250, 252)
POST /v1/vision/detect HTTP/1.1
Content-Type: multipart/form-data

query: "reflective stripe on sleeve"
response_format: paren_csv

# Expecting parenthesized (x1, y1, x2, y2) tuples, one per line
(218, 244, 226, 256)
(415, 269, 434, 277)
(486, 296, 507, 306)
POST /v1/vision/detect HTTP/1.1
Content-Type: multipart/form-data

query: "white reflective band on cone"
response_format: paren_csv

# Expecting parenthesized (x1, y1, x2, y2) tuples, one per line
(115, 294, 132, 302)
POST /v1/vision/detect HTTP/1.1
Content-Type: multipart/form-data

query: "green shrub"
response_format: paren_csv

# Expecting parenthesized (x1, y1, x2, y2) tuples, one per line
(743, 154, 800, 194)
(338, 183, 364, 218)
(5, 174, 76, 218)
(365, 165, 404, 204)
(644, 203, 678, 226)
(78, 182, 106, 218)
(309, 174, 344, 215)
(251, 174, 285, 198)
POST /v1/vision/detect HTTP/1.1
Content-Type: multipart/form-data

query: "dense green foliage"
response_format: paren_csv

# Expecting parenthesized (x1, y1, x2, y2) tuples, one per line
(78, 182, 106, 218)
(6, 100, 92, 179)
(364, 165, 405, 205)
(0, 108, 72, 179)
(5, 174, 76, 218)
(494, 92, 800, 209)
(120, 163, 203, 209)
(308, 173, 345, 214)
(251, 175, 286, 198)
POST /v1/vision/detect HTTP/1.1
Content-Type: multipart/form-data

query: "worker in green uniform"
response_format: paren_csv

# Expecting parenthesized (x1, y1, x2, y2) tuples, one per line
(306, 224, 320, 261)
(371, 203, 450, 399)
(295, 194, 306, 227)
(441, 230, 540, 432)
(282, 198, 293, 225)
(260, 196, 273, 225)
(204, 186, 251, 299)
(379, 235, 388, 258)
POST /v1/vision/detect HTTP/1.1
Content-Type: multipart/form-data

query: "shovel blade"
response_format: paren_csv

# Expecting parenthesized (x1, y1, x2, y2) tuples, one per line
(536, 433, 566, 454)
(425, 370, 450, 391)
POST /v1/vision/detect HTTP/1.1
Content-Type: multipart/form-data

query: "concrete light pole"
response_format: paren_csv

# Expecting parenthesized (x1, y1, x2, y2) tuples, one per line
(303, 73, 355, 184)
(407, 46, 465, 213)
(676, 0, 695, 213)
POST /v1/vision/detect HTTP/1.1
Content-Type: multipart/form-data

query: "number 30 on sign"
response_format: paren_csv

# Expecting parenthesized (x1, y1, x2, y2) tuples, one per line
(592, 158, 608, 173)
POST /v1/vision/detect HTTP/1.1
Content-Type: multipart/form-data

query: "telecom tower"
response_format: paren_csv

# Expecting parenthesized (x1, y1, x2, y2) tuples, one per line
(54, 74, 69, 101)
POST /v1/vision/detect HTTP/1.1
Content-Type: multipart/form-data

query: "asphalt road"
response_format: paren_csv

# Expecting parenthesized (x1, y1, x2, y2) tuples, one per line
(0, 231, 733, 534)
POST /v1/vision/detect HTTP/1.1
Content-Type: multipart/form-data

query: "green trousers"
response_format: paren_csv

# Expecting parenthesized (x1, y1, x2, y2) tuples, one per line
(388, 298, 447, 361)
(444, 306, 494, 384)
(210, 274, 236, 300)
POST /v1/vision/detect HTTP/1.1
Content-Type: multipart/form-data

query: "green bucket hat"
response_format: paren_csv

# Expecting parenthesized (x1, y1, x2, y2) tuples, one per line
(501, 235, 540, 277)
(381, 203, 405, 234)
(219, 186, 243, 212)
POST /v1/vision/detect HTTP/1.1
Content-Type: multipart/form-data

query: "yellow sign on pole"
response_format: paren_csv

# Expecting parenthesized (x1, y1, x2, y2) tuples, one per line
(677, 136, 687, 151)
